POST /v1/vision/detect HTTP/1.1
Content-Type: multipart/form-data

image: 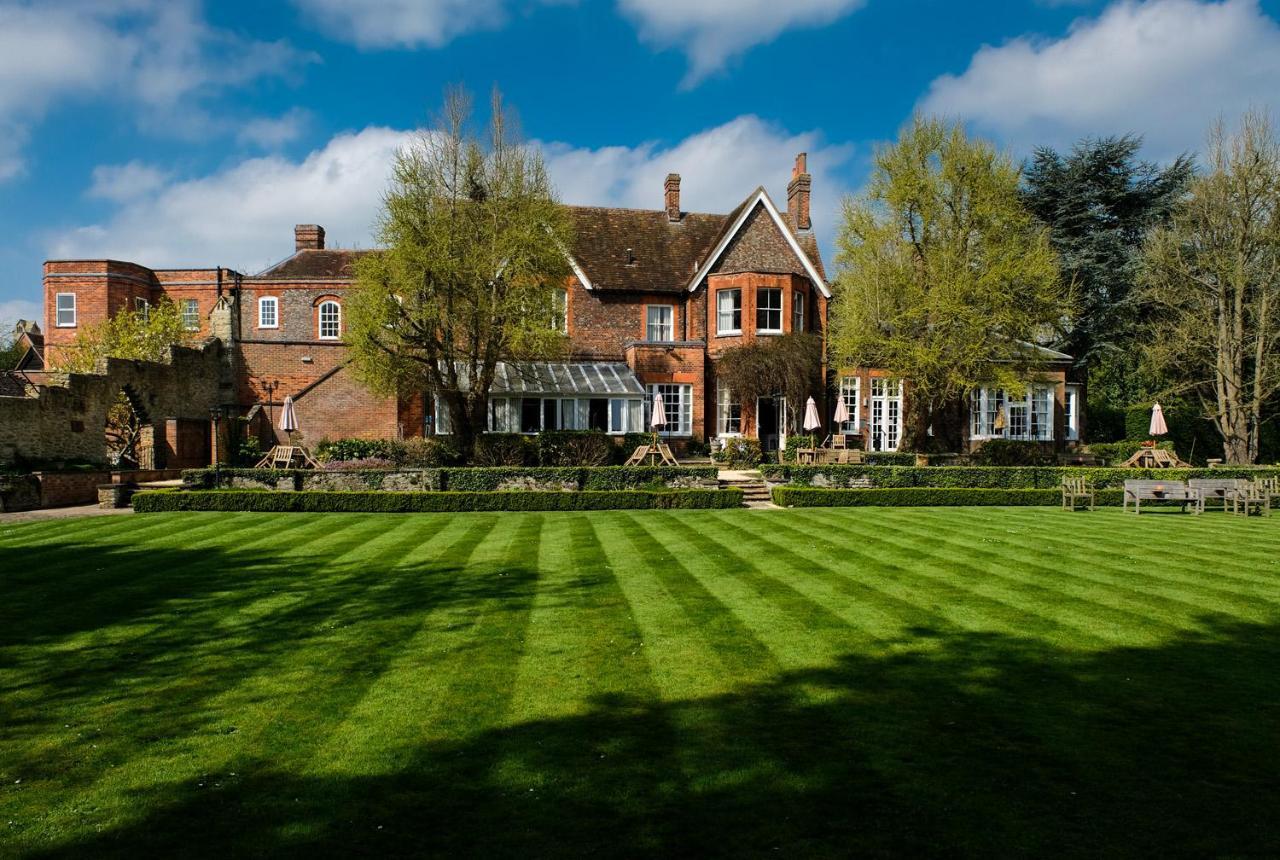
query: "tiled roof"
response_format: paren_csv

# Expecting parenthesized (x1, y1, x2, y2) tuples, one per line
(253, 249, 375, 280)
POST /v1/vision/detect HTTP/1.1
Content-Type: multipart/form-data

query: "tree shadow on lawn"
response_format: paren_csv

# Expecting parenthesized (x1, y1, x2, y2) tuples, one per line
(22, 613, 1280, 858)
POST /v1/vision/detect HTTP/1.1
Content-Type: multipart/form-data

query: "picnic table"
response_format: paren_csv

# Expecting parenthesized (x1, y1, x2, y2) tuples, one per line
(624, 442, 679, 467)
(1122, 480, 1203, 515)
(254, 445, 319, 469)
(1119, 447, 1189, 468)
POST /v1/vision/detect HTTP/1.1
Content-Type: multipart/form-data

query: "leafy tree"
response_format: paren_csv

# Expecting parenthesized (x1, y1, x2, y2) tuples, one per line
(829, 116, 1065, 452)
(53, 299, 192, 374)
(1141, 111, 1280, 464)
(0, 322, 23, 369)
(346, 88, 572, 455)
(716, 333, 823, 434)
(1022, 135, 1193, 406)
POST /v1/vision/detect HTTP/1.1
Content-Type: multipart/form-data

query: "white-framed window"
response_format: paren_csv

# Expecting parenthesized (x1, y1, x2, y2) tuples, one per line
(134, 297, 149, 320)
(716, 289, 742, 334)
(717, 383, 741, 435)
(1065, 384, 1081, 441)
(757, 288, 782, 333)
(55, 293, 76, 327)
(551, 288, 568, 334)
(793, 291, 805, 332)
(970, 385, 1054, 442)
(258, 297, 279, 329)
(838, 376, 860, 433)
(609, 398, 644, 434)
(870, 378, 903, 451)
(488, 396, 642, 435)
(318, 300, 340, 340)
(646, 304, 674, 342)
(181, 298, 200, 331)
(646, 383, 693, 436)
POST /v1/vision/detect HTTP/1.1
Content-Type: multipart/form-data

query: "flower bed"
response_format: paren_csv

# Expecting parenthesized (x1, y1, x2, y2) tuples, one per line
(134, 488, 743, 513)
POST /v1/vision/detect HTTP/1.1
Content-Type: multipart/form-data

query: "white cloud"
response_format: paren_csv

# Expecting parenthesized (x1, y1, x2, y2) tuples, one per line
(237, 108, 313, 149)
(49, 117, 853, 275)
(291, 0, 567, 49)
(51, 127, 413, 274)
(0, 0, 315, 180)
(541, 115, 854, 248)
(0, 299, 41, 325)
(88, 161, 173, 203)
(919, 0, 1280, 158)
(617, 0, 866, 86)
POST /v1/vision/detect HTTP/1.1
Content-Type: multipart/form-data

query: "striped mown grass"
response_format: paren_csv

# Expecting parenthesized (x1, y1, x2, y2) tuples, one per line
(2, 507, 1279, 857)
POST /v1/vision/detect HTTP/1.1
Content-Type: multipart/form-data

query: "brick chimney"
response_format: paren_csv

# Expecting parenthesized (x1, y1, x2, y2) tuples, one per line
(787, 153, 811, 232)
(295, 224, 325, 252)
(664, 173, 681, 222)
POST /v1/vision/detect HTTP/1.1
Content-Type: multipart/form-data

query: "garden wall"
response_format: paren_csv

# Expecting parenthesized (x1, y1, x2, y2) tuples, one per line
(183, 466, 720, 494)
(761, 464, 1280, 490)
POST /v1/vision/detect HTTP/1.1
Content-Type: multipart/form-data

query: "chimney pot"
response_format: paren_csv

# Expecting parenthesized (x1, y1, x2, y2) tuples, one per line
(295, 224, 325, 252)
(664, 173, 681, 222)
(787, 154, 811, 232)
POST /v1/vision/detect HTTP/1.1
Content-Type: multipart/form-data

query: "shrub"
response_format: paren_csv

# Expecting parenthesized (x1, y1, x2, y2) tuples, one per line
(971, 440, 1057, 466)
(322, 457, 395, 471)
(579, 466, 717, 490)
(391, 436, 460, 468)
(134, 488, 743, 513)
(761, 464, 1280, 490)
(315, 438, 391, 463)
(772, 487, 1128, 507)
(444, 467, 583, 492)
(713, 437, 763, 468)
(865, 452, 916, 466)
(471, 434, 533, 466)
(182, 465, 718, 493)
(782, 435, 820, 464)
(536, 431, 614, 466)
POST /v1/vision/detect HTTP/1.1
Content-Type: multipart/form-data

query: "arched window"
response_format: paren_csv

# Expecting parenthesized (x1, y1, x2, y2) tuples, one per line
(318, 300, 340, 340)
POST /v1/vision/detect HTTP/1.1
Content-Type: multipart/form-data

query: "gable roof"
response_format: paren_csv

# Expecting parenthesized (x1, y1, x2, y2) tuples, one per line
(564, 206, 732, 294)
(684, 188, 829, 298)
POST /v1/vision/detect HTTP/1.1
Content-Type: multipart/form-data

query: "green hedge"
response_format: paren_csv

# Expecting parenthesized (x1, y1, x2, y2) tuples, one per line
(184, 466, 717, 493)
(760, 464, 1280, 490)
(134, 488, 743, 513)
(772, 487, 1128, 507)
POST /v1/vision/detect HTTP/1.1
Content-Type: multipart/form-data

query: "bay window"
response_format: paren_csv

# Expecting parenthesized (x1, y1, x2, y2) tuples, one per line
(717, 289, 742, 334)
(757, 288, 782, 333)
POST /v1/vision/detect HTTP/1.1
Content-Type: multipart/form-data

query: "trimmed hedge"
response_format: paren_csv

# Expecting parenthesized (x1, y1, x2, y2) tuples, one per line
(184, 465, 717, 493)
(760, 464, 1280, 490)
(772, 487, 1128, 507)
(134, 488, 743, 513)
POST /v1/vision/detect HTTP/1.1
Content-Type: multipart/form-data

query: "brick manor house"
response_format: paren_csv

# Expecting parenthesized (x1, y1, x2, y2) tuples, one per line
(33, 153, 1082, 457)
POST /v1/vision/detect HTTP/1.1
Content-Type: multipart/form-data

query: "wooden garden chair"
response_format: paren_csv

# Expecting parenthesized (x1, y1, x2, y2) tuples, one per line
(1061, 476, 1095, 511)
(1231, 481, 1272, 517)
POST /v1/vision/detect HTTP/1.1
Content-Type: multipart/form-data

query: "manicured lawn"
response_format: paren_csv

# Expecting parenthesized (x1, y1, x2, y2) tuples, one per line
(3, 507, 1279, 857)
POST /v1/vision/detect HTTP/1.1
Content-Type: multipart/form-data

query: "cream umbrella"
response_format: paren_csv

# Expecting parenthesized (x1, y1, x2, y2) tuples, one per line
(1149, 402, 1168, 436)
(833, 395, 850, 427)
(279, 394, 298, 441)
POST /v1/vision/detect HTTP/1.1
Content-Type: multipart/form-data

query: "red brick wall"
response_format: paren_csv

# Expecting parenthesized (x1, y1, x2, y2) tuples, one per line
(626, 344, 706, 438)
(33, 471, 111, 507)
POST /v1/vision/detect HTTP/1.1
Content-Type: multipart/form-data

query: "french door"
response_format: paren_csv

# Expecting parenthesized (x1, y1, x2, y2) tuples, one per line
(869, 378, 902, 451)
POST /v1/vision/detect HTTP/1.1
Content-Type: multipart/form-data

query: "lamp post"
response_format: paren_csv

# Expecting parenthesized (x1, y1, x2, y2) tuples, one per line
(263, 380, 279, 431)
(209, 407, 222, 476)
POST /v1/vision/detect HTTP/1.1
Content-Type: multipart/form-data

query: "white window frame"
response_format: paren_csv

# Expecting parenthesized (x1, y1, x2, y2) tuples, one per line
(318, 300, 341, 340)
(970, 385, 1055, 442)
(838, 376, 860, 433)
(1065, 384, 1081, 442)
(716, 382, 741, 436)
(647, 383, 693, 436)
(258, 297, 279, 329)
(793, 291, 805, 332)
(716, 288, 742, 335)
(869, 378, 903, 451)
(756, 288, 782, 334)
(646, 304, 674, 342)
(608, 398, 643, 434)
(55, 293, 77, 328)
(134, 297, 149, 320)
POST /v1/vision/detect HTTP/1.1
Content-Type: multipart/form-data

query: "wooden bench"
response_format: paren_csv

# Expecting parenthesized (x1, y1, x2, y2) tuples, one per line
(1123, 480, 1203, 515)
(1061, 477, 1095, 511)
(1187, 478, 1248, 511)
(1231, 481, 1272, 517)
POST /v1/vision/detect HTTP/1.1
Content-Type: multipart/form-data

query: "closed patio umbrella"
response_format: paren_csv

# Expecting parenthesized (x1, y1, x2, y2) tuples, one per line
(833, 395, 850, 427)
(279, 394, 298, 438)
(1150, 402, 1168, 436)
(803, 396, 822, 432)
(650, 392, 666, 429)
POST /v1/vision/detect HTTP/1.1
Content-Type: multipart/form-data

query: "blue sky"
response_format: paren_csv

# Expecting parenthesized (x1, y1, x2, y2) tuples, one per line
(4, 0, 1280, 323)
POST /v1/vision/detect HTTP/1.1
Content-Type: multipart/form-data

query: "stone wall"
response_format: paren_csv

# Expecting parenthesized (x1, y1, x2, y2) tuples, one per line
(0, 340, 224, 466)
